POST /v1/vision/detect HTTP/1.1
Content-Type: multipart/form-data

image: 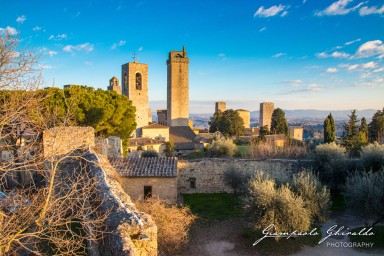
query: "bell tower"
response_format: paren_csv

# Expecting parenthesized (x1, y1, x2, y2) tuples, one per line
(167, 46, 189, 127)
(121, 56, 150, 137)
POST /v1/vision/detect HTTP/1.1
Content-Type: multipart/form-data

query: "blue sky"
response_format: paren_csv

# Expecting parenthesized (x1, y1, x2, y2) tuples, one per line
(1, 0, 384, 113)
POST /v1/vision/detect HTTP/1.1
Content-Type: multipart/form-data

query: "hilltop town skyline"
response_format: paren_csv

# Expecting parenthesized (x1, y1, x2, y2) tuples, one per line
(2, 0, 384, 112)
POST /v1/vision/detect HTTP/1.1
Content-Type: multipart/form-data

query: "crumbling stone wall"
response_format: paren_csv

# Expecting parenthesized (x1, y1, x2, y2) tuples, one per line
(43, 126, 95, 158)
(178, 158, 314, 194)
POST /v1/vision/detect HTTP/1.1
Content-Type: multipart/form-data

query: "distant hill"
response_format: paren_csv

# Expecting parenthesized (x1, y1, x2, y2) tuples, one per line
(152, 109, 379, 128)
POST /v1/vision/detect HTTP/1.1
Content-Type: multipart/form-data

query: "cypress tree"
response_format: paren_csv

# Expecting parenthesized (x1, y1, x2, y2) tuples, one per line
(270, 108, 288, 135)
(323, 113, 336, 143)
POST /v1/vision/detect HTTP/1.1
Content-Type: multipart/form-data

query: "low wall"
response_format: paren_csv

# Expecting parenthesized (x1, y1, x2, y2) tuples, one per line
(178, 158, 314, 194)
(43, 126, 95, 158)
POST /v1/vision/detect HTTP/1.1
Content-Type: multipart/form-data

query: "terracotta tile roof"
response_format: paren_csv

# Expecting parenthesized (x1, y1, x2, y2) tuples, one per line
(108, 157, 177, 177)
(128, 138, 164, 147)
(142, 123, 169, 129)
(169, 126, 197, 150)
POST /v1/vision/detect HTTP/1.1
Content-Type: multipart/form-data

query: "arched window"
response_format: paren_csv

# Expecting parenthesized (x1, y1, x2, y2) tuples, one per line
(136, 73, 142, 90)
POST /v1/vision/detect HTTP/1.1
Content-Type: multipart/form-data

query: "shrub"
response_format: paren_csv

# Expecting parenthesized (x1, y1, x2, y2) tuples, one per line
(206, 135, 237, 157)
(248, 143, 308, 159)
(313, 143, 348, 192)
(343, 171, 384, 227)
(135, 198, 197, 255)
(291, 171, 330, 222)
(140, 150, 159, 158)
(244, 172, 311, 237)
(360, 143, 384, 171)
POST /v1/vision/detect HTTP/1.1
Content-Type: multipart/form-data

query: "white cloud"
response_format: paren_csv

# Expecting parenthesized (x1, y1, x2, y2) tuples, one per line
(111, 40, 126, 49)
(340, 61, 377, 71)
(0, 26, 18, 35)
(38, 64, 52, 70)
(32, 26, 42, 31)
(138, 46, 143, 51)
(259, 27, 266, 32)
(84, 61, 93, 66)
(16, 15, 26, 23)
(218, 53, 228, 60)
(315, 0, 364, 16)
(273, 52, 286, 58)
(326, 68, 338, 73)
(63, 43, 94, 53)
(282, 80, 303, 86)
(345, 38, 361, 46)
(359, 5, 384, 16)
(355, 40, 384, 58)
(373, 67, 384, 73)
(303, 0, 308, 4)
(254, 5, 288, 18)
(47, 50, 57, 56)
(49, 34, 67, 41)
(316, 51, 350, 58)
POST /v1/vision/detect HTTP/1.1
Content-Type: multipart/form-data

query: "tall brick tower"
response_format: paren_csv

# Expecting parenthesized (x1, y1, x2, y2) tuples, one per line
(107, 76, 121, 94)
(121, 57, 150, 137)
(259, 102, 275, 130)
(215, 101, 226, 113)
(167, 46, 189, 127)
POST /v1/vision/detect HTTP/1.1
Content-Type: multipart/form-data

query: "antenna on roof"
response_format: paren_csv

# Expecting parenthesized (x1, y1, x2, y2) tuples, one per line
(133, 52, 138, 63)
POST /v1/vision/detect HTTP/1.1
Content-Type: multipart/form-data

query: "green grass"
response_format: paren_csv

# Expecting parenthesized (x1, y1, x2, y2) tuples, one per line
(183, 193, 243, 221)
(235, 145, 250, 157)
(182, 150, 207, 160)
(242, 225, 322, 255)
(350, 226, 384, 251)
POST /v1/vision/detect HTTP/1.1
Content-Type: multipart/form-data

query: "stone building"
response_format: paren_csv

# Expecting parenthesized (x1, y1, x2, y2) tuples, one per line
(127, 138, 166, 157)
(289, 126, 304, 141)
(215, 101, 226, 113)
(157, 109, 167, 126)
(110, 157, 178, 202)
(121, 60, 151, 137)
(237, 109, 251, 129)
(169, 126, 197, 156)
(259, 102, 274, 130)
(142, 123, 170, 142)
(107, 76, 121, 94)
(167, 46, 189, 127)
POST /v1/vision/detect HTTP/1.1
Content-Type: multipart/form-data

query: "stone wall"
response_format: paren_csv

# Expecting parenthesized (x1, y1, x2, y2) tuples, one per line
(178, 158, 314, 194)
(120, 177, 178, 202)
(85, 152, 158, 256)
(43, 126, 95, 158)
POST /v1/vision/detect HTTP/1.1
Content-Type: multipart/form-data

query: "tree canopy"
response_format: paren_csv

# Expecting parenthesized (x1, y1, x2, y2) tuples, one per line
(270, 108, 288, 135)
(208, 109, 245, 137)
(40, 86, 136, 142)
(368, 108, 384, 143)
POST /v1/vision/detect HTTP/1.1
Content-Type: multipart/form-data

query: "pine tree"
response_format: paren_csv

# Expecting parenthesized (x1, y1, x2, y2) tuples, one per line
(368, 108, 384, 143)
(270, 108, 288, 135)
(342, 110, 361, 157)
(323, 113, 336, 143)
(208, 109, 244, 137)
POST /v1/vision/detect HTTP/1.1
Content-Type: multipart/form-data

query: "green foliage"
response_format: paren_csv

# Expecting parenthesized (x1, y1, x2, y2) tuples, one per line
(291, 171, 330, 222)
(41, 86, 136, 143)
(343, 171, 384, 227)
(270, 108, 288, 135)
(206, 133, 237, 157)
(208, 109, 245, 137)
(323, 113, 336, 143)
(314, 142, 345, 163)
(164, 141, 175, 157)
(141, 150, 159, 158)
(257, 125, 270, 142)
(360, 143, 384, 171)
(223, 167, 248, 195)
(244, 172, 311, 236)
(368, 108, 384, 143)
(360, 117, 369, 145)
(342, 110, 366, 157)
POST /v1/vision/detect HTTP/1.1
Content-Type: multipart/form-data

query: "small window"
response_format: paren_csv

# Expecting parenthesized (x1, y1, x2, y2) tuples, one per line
(136, 73, 142, 90)
(144, 186, 152, 199)
(189, 177, 196, 189)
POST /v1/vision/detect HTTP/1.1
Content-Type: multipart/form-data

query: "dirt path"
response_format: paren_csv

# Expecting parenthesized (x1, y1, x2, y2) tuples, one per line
(179, 213, 383, 256)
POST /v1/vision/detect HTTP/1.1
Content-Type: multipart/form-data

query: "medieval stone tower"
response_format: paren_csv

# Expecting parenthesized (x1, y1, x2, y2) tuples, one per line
(121, 59, 150, 136)
(107, 76, 121, 94)
(167, 46, 189, 127)
(259, 102, 275, 130)
(215, 101, 226, 113)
